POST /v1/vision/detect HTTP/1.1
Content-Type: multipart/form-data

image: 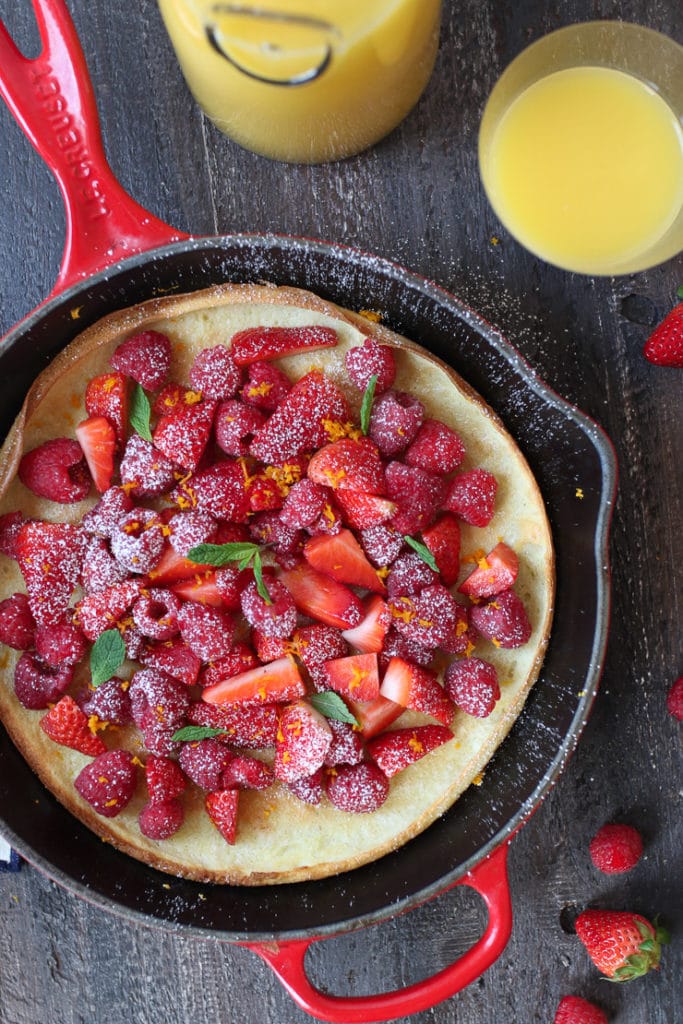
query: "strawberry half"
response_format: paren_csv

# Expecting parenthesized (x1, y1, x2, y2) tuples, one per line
(334, 490, 397, 530)
(274, 699, 333, 782)
(76, 416, 117, 493)
(367, 724, 453, 777)
(230, 325, 338, 364)
(40, 694, 107, 756)
(202, 655, 306, 705)
(643, 302, 683, 368)
(421, 514, 461, 586)
(85, 372, 129, 446)
(380, 656, 455, 726)
(575, 909, 669, 981)
(307, 437, 385, 494)
(458, 541, 519, 599)
(16, 521, 85, 626)
(187, 700, 279, 748)
(249, 370, 350, 464)
(153, 396, 217, 472)
(342, 595, 391, 653)
(205, 789, 239, 844)
(281, 562, 365, 630)
(346, 694, 404, 739)
(304, 529, 386, 595)
(322, 652, 380, 701)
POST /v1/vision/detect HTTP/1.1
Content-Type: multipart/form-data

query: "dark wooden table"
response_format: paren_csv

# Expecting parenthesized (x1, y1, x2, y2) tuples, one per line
(0, 1, 681, 1022)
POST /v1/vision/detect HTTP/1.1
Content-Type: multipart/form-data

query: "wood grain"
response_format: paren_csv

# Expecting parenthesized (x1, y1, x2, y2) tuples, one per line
(0, 1, 681, 1022)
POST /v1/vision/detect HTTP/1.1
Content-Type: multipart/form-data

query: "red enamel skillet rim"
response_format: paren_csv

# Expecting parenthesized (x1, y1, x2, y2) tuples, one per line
(0, 3, 617, 1021)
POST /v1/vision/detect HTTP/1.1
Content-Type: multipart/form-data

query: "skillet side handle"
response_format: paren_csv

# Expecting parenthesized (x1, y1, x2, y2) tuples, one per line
(0, 0, 186, 298)
(244, 841, 512, 1024)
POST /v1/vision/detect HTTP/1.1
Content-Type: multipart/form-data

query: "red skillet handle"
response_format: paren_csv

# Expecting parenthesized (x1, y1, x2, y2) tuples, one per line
(244, 841, 512, 1023)
(0, 0, 187, 298)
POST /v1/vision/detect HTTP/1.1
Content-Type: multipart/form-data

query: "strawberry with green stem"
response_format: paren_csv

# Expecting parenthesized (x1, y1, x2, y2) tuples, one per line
(575, 908, 669, 981)
(643, 285, 683, 368)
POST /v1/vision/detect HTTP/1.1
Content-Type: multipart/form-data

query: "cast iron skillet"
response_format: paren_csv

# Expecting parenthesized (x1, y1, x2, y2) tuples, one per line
(0, 3, 617, 1020)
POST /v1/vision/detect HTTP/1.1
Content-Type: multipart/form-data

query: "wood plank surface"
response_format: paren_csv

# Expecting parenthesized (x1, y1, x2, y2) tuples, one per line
(0, 1, 681, 1022)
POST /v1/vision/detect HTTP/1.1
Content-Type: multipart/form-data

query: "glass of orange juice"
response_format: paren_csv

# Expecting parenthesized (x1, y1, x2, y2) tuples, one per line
(478, 22, 683, 275)
(157, 0, 441, 164)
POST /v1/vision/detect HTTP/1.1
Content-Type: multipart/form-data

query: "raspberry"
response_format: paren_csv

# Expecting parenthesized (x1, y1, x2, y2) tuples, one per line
(138, 799, 184, 840)
(241, 361, 292, 411)
(145, 754, 187, 801)
(249, 511, 304, 559)
(389, 583, 462, 648)
(18, 438, 91, 503)
(129, 669, 189, 754)
(186, 699, 279, 748)
(82, 486, 133, 537)
(221, 755, 274, 790)
(174, 462, 250, 522)
(13, 652, 73, 709)
(167, 510, 217, 556)
(368, 390, 424, 457)
(248, 474, 286, 513)
(444, 657, 500, 718)
(445, 468, 498, 527)
(35, 617, 87, 667)
(326, 762, 389, 813)
(274, 701, 332, 783)
(253, 629, 288, 662)
(77, 677, 133, 726)
(293, 624, 349, 689)
(110, 508, 165, 574)
(240, 577, 297, 639)
(215, 399, 265, 456)
(279, 479, 328, 529)
(344, 336, 396, 394)
(469, 589, 532, 649)
(0, 511, 27, 558)
(307, 437, 386, 495)
(378, 627, 434, 669)
(666, 675, 683, 720)
(132, 588, 181, 641)
(152, 382, 186, 416)
(405, 419, 465, 475)
(589, 823, 643, 874)
(360, 524, 405, 567)
(553, 996, 608, 1024)
(139, 638, 201, 687)
(177, 601, 235, 661)
(287, 769, 323, 805)
(40, 695, 106, 757)
(179, 738, 233, 790)
(76, 578, 145, 640)
(110, 330, 171, 390)
(119, 435, 178, 498)
(386, 552, 439, 598)
(189, 344, 242, 400)
(74, 749, 138, 818)
(323, 719, 364, 767)
(385, 461, 447, 535)
(81, 536, 129, 594)
(0, 592, 36, 650)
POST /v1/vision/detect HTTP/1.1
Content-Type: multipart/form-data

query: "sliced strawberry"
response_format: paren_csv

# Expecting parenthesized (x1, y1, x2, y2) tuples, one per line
(380, 657, 455, 726)
(421, 514, 461, 586)
(149, 545, 205, 585)
(187, 700, 279, 748)
(139, 638, 202, 686)
(322, 652, 380, 702)
(171, 570, 224, 607)
(16, 521, 85, 626)
(230, 325, 338, 365)
(173, 462, 251, 522)
(76, 578, 145, 640)
(0, 511, 27, 559)
(458, 541, 519, 599)
(334, 490, 397, 530)
(346, 694, 404, 739)
(280, 562, 364, 629)
(326, 762, 389, 813)
(292, 623, 349, 689)
(307, 438, 385, 494)
(40, 694, 106, 757)
(202, 655, 306, 705)
(85, 372, 129, 446)
(153, 396, 217, 472)
(304, 529, 386, 595)
(367, 724, 453, 777)
(205, 789, 239, 844)
(341, 595, 391, 653)
(75, 416, 117, 494)
(249, 370, 350, 464)
(274, 700, 333, 782)
(197, 642, 261, 689)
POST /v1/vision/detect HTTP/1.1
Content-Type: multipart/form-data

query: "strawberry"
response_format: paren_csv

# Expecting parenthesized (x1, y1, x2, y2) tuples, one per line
(458, 541, 519, 599)
(18, 438, 90, 504)
(74, 749, 138, 817)
(281, 562, 364, 630)
(341, 595, 391, 654)
(153, 396, 217, 472)
(445, 469, 498, 527)
(334, 490, 397, 530)
(589, 824, 643, 874)
(249, 370, 350, 464)
(40, 695, 107, 757)
(149, 546, 205, 585)
(307, 437, 385, 494)
(643, 302, 683, 368)
(76, 579, 145, 640)
(421, 514, 461, 586)
(666, 675, 683, 719)
(367, 724, 453, 777)
(323, 652, 380, 702)
(139, 799, 184, 840)
(575, 909, 668, 981)
(346, 694, 404, 739)
(230, 325, 338, 365)
(139, 638, 201, 686)
(202, 655, 306, 705)
(16, 521, 85, 626)
(170, 571, 225, 607)
(326, 762, 390, 813)
(145, 754, 187, 801)
(85, 372, 129, 446)
(380, 657, 455, 726)
(344, 336, 396, 394)
(0, 593, 36, 650)
(110, 330, 171, 390)
(189, 344, 242, 400)
(205, 789, 239, 844)
(274, 699, 333, 782)
(304, 529, 386, 594)
(292, 623, 349, 688)
(469, 589, 532, 649)
(553, 996, 608, 1024)
(173, 462, 250, 522)
(186, 700, 279, 748)
(0, 511, 27, 559)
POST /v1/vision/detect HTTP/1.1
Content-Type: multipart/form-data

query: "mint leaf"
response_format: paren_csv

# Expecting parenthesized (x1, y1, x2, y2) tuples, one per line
(309, 691, 360, 726)
(130, 382, 153, 442)
(90, 628, 126, 688)
(252, 550, 272, 605)
(172, 725, 225, 742)
(360, 373, 378, 435)
(187, 542, 260, 567)
(404, 535, 438, 572)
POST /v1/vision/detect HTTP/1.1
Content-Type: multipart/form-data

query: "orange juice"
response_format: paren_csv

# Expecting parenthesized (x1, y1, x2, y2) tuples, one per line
(158, 0, 441, 163)
(480, 64, 683, 275)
